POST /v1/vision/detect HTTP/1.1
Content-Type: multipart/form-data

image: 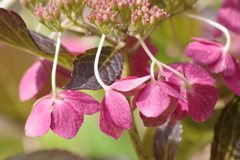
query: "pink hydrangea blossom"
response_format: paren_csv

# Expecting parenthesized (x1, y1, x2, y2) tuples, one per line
(213, 0, 240, 37)
(19, 59, 71, 101)
(131, 74, 183, 127)
(25, 90, 100, 139)
(185, 37, 240, 96)
(99, 75, 151, 139)
(164, 62, 219, 124)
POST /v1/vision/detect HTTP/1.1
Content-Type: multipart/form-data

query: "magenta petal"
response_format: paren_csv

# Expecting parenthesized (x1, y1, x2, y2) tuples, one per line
(99, 109, 124, 139)
(50, 100, 83, 139)
(140, 112, 168, 127)
(102, 90, 132, 130)
(164, 63, 184, 86)
(184, 62, 216, 85)
(137, 83, 170, 117)
(158, 81, 180, 98)
(207, 53, 225, 73)
(223, 54, 236, 76)
(170, 100, 188, 127)
(185, 38, 223, 65)
(214, 0, 240, 36)
(25, 97, 53, 137)
(187, 85, 219, 122)
(59, 90, 100, 115)
(223, 69, 240, 96)
(19, 61, 49, 101)
(110, 75, 150, 92)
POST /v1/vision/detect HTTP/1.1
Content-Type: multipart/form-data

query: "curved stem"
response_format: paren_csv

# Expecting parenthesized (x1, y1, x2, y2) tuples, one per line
(94, 34, 110, 90)
(136, 34, 191, 87)
(183, 12, 231, 54)
(51, 32, 62, 99)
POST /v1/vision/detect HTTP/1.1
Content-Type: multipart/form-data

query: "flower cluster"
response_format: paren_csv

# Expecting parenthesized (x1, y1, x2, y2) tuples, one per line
(18, 0, 239, 142)
(86, 0, 168, 34)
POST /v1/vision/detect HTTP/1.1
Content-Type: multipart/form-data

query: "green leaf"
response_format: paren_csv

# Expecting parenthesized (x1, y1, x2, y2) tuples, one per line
(210, 96, 240, 160)
(6, 149, 85, 160)
(153, 121, 183, 160)
(64, 46, 123, 90)
(0, 8, 74, 70)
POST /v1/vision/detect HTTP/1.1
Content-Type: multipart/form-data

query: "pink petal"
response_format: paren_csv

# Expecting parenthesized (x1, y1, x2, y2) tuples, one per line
(164, 63, 184, 86)
(59, 90, 100, 115)
(213, 0, 240, 36)
(137, 83, 170, 117)
(184, 62, 216, 85)
(158, 81, 181, 99)
(110, 75, 150, 92)
(50, 100, 83, 139)
(223, 68, 240, 96)
(223, 54, 236, 76)
(25, 97, 53, 137)
(19, 61, 49, 101)
(170, 100, 188, 127)
(187, 85, 219, 122)
(142, 96, 179, 127)
(185, 38, 223, 65)
(102, 90, 132, 130)
(128, 36, 158, 77)
(140, 112, 168, 127)
(208, 53, 225, 73)
(99, 109, 124, 139)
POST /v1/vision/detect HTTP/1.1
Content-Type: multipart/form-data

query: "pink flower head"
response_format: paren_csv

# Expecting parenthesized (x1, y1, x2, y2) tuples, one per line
(185, 38, 240, 96)
(135, 75, 182, 127)
(164, 62, 219, 124)
(99, 75, 151, 139)
(127, 36, 158, 77)
(213, 0, 240, 37)
(25, 90, 100, 139)
(19, 59, 71, 101)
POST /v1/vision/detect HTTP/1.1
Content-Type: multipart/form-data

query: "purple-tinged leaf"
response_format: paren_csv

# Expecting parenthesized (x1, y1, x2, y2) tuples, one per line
(0, 8, 74, 69)
(99, 107, 124, 140)
(102, 90, 132, 130)
(137, 83, 170, 117)
(6, 149, 85, 160)
(25, 97, 53, 137)
(187, 85, 219, 122)
(50, 99, 83, 139)
(64, 47, 123, 90)
(210, 96, 240, 160)
(153, 120, 183, 160)
(59, 90, 100, 115)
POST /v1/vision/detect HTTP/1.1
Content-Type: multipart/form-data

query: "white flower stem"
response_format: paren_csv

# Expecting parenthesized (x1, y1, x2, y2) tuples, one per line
(183, 12, 231, 53)
(52, 32, 62, 99)
(136, 34, 191, 87)
(94, 34, 110, 90)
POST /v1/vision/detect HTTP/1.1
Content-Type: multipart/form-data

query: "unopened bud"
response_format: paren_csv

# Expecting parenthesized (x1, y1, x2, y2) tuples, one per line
(55, 0, 63, 8)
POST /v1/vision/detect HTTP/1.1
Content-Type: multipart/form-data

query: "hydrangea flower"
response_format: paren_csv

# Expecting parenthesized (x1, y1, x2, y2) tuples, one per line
(213, 0, 240, 37)
(163, 62, 219, 124)
(135, 76, 182, 127)
(99, 75, 151, 139)
(185, 37, 240, 96)
(19, 59, 71, 101)
(25, 90, 100, 139)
